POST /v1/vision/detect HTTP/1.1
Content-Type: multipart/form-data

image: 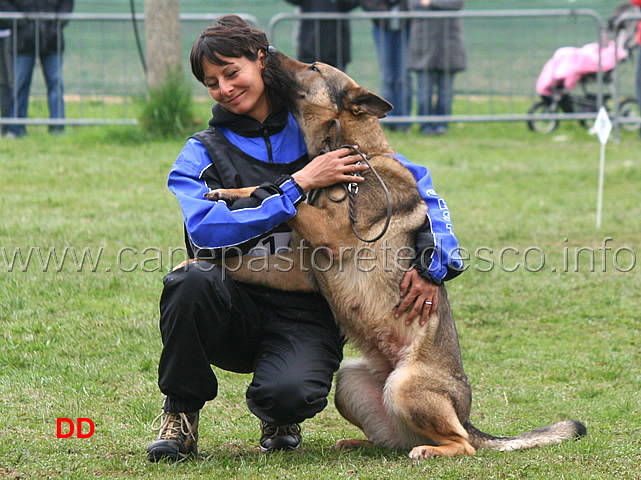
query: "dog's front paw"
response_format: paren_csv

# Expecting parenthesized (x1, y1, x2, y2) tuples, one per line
(204, 186, 257, 203)
(204, 189, 223, 201)
(204, 189, 239, 206)
(408, 445, 439, 459)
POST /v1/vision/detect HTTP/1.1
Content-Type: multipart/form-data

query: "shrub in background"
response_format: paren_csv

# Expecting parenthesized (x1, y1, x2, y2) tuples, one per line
(139, 69, 197, 139)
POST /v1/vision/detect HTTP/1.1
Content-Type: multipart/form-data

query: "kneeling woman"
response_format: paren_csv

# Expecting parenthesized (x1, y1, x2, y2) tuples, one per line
(147, 15, 462, 462)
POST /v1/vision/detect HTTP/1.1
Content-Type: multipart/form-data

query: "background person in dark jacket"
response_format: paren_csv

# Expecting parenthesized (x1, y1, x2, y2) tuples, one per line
(0, 0, 73, 137)
(284, 0, 358, 71)
(407, 0, 466, 135)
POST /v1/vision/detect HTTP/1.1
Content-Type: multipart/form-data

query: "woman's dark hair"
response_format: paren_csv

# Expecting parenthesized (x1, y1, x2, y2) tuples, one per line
(190, 15, 269, 84)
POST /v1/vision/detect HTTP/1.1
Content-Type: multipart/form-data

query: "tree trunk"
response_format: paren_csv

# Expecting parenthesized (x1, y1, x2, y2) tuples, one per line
(144, 0, 181, 89)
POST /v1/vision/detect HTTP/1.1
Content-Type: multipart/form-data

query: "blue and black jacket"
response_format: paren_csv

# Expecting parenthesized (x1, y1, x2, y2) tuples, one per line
(168, 103, 463, 284)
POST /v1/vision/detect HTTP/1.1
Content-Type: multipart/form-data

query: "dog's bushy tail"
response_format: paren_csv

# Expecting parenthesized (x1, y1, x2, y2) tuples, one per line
(466, 419, 587, 452)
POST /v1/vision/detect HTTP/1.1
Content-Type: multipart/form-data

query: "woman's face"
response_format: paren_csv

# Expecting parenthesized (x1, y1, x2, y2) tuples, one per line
(202, 50, 269, 123)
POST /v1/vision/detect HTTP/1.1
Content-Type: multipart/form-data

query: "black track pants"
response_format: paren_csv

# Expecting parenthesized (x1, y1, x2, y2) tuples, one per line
(157, 261, 344, 425)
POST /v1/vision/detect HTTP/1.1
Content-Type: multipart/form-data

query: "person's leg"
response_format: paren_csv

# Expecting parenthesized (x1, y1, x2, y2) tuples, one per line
(434, 70, 455, 133)
(420, 70, 436, 134)
(40, 52, 65, 134)
(149, 261, 264, 461)
(373, 25, 400, 111)
(400, 25, 413, 125)
(372, 24, 391, 103)
(373, 25, 412, 131)
(387, 27, 412, 130)
(10, 53, 35, 137)
(0, 36, 13, 136)
(157, 261, 264, 413)
(387, 27, 413, 116)
(246, 302, 343, 451)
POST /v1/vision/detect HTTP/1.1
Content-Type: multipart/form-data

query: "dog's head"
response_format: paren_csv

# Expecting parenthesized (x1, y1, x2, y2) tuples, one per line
(264, 51, 393, 155)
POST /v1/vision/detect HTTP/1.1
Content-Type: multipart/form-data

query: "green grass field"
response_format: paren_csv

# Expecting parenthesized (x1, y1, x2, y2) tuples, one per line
(1, 112, 640, 478)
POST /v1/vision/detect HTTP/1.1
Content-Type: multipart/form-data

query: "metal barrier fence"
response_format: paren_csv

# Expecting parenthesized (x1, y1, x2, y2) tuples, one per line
(0, 12, 257, 128)
(269, 9, 639, 132)
(0, 9, 639, 132)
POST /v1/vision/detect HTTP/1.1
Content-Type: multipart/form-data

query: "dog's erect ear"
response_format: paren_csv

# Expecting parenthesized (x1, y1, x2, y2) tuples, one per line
(346, 87, 393, 118)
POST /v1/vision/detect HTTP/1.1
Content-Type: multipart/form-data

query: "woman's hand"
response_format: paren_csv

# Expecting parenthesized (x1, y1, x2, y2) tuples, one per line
(395, 268, 438, 326)
(292, 147, 370, 192)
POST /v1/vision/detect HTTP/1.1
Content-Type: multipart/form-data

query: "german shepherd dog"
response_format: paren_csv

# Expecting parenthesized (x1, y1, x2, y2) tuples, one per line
(205, 51, 586, 458)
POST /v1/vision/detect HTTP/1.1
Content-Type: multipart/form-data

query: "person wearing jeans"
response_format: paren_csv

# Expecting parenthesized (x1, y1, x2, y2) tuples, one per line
(0, 27, 12, 137)
(415, 69, 454, 134)
(361, 0, 413, 131)
(12, 51, 65, 135)
(0, 0, 74, 137)
(407, 0, 466, 135)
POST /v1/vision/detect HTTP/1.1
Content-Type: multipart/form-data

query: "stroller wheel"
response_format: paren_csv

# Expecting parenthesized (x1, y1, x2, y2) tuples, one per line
(617, 98, 641, 132)
(527, 101, 561, 134)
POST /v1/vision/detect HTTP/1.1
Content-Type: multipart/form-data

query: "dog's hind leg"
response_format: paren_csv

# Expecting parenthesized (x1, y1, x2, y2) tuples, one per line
(385, 364, 476, 458)
(222, 252, 316, 292)
(334, 358, 414, 451)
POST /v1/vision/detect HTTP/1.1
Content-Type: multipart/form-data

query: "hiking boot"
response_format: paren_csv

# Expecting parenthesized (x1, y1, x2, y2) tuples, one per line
(147, 410, 199, 462)
(259, 421, 302, 452)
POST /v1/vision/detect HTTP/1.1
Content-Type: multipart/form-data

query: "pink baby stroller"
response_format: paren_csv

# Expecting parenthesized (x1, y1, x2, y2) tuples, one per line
(527, 3, 640, 133)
